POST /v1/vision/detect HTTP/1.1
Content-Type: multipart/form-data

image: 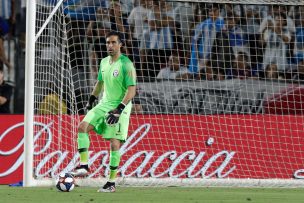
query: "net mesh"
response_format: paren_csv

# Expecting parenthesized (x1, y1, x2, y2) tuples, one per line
(32, 0, 304, 187)
(174, 0, 304, 5)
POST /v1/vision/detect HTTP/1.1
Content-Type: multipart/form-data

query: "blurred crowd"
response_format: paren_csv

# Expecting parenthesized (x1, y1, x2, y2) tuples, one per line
(2, 0, 304, 114)
(70, 0, 304, 82)
(0, 0, 18, 113)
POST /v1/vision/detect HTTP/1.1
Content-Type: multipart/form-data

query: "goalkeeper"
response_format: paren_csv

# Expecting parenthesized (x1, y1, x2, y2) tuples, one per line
(71, 31, 136, 193)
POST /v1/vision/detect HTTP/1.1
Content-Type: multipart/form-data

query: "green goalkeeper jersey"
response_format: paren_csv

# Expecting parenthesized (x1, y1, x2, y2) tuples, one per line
(97, 54, 136, 107)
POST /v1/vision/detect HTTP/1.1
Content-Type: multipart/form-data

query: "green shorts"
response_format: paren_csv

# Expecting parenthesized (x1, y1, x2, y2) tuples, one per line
(83, 103, 132, 142)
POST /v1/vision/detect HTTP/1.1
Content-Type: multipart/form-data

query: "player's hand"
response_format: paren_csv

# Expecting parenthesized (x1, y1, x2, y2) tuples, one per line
(86, 95, 97, 110)
(106, 103, 126, 125)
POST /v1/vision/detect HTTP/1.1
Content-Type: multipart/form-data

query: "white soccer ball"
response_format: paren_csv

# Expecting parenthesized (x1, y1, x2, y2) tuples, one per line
(56, 173, 75, 192)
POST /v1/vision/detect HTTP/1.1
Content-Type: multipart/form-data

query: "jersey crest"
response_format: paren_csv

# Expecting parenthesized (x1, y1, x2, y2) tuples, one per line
(113, 70, 119, 77)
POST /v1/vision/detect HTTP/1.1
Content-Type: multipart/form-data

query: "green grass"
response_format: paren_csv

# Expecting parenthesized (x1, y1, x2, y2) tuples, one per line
(1, 185, 304, 203)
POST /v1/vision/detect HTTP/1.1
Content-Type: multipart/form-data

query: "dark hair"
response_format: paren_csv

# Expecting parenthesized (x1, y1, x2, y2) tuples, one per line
(275, 12, 287, 20)
(265, 63, 278, 70)
(169, 50, 185, 65)
(237, 52, 249, 61)
(0, 65, 3, 72)
(225, 11, 234, 19)
(106, 31, 124, 45)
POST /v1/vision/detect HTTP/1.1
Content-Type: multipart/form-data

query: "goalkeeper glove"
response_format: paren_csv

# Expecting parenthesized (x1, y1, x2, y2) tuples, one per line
(105, 103, 126, 125)
(86, 95, 97, 110)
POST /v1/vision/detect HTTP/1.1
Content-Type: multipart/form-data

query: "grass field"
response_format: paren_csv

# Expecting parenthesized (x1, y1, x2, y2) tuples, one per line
(1, 185, 304, 203)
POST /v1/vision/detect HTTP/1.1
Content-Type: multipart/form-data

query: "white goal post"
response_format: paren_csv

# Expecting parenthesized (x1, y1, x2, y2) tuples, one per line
(24, 0, 36, 187)
(24, 0, 304, 187)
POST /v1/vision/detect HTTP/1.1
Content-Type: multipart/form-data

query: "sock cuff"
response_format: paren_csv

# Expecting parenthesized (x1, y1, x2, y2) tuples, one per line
(110, 166, 118, 170)
(78, 148, 88, 153)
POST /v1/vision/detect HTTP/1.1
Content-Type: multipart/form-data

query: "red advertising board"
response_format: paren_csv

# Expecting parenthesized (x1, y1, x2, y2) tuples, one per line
(1, 114, 304, 184)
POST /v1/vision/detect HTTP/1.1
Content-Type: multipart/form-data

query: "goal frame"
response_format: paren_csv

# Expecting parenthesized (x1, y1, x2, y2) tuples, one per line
(24, 0, 36, 187)
(23, 0, 304, 187)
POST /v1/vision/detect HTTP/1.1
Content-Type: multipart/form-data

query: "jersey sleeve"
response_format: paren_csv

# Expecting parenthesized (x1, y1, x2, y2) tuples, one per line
(97, 62, 103, 81)
(123, 61, 137, 87)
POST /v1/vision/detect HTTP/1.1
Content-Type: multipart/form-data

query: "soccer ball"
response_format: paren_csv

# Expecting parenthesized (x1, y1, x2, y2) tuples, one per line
(56, 173, 75, 192)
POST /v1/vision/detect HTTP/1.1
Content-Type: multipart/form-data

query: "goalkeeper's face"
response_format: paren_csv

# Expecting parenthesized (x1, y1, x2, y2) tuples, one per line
(106, 35, 122, 57)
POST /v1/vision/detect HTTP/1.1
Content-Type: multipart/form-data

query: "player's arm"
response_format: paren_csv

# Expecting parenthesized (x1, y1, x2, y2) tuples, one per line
(91, 80, 104, 97)
(0, 95, 7, 105)
(121, 85, 136, 106)
(0, 38, 12, 70)
(0, 85, 12, 105)
(86, 80, 104, 110)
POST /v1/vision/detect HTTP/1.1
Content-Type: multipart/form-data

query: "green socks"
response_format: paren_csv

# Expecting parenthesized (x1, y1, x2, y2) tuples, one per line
(77, 133, 121, 181)
(109, 151, 121, 182)
(77, 133, 90, 164)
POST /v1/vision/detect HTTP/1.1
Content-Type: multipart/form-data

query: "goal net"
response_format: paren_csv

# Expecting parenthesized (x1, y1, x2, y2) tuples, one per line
(26, 0, 304, 187)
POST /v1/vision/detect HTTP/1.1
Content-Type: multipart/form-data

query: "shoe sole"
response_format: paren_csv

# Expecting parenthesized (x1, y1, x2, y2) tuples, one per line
(97, 189, 116, 193)
(70, 172, 88, 177)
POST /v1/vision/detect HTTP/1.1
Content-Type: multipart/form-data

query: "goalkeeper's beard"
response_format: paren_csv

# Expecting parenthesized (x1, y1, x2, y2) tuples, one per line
(108, 49, 117, 56)
(108, 50, 114, 56)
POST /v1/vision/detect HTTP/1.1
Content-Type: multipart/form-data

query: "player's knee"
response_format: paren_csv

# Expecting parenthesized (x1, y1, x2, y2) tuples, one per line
(110, 139, 121, 151)
(78, 121, 89, 133)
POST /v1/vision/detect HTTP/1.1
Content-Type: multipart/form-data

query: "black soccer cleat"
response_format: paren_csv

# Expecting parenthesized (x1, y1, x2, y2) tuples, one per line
(97, 181, 116, 193)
